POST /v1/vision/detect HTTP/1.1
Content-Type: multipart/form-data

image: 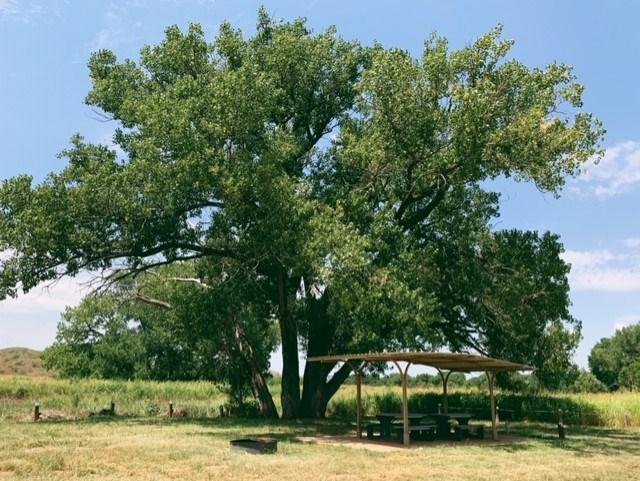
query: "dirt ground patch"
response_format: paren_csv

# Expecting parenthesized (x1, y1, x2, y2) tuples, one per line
(297, 434, 528, 452)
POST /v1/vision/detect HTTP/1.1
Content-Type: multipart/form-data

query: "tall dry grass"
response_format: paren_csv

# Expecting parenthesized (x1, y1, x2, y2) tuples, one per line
(2, 376, 639, 428)
(328, 385, 640, 428)
(0, 376, 226, 420)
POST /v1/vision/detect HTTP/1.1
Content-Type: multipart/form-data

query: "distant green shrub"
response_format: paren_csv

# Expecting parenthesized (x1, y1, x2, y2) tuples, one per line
(326, 388, 635, 426)
(571, 371, 607, 393)
(619, 360, 640, 390)
(144, 402, 161, 416)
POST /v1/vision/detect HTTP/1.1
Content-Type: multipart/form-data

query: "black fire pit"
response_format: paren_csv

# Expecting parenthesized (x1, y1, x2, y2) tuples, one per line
(230, 438, 278, 454)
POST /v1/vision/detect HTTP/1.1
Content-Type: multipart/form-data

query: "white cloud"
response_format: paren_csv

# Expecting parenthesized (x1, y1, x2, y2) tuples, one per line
(0, 1, 65, 22)
(574, 140, 640, 198)
(0, 0, 18, 15)
(1, 274, 90, 315)
(623, 238, 640, 248)
(561, 249, 621, 268)
(613, 315, 639, 332)
(0, 274, 91, 349)
(569, 267, 640, 292)
(85, 0, 219, 53)
(562, 243, 640, 292)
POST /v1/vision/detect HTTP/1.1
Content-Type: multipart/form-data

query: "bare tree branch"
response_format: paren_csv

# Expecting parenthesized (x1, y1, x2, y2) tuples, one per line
(132, 293, 172, 310)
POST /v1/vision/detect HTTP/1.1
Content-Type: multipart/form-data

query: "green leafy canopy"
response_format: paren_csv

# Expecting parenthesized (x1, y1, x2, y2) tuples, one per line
(1, 10, 604, 415)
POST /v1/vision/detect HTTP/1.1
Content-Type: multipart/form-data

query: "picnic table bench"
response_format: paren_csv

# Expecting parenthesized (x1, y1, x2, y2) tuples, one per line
(453, 423, 485, 440)
(367, 412, 478, 441)
(428, 413, 473, 438)
(392, 423, 437, 442)
(368, 412, 430, 439)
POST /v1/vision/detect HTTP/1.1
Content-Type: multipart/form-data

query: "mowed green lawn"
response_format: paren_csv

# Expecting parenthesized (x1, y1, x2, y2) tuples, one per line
(0, 417, 639, 480)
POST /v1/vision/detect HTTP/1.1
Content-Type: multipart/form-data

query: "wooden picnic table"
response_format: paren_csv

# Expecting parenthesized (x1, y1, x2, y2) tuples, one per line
(375, 412, 428, 438)
(428, 413, 473, 438)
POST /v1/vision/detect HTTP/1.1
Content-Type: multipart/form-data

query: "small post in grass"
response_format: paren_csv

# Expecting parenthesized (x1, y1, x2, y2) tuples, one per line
(557, 409, 565, 440)
(34, 401, 40, 422)
(110, 401, 115, 416)
(624, 412, 631, 428)
(169, 401, 174, 418)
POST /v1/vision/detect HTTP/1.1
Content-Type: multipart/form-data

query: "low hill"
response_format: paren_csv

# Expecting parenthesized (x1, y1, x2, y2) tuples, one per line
(0, 347, 48, 376)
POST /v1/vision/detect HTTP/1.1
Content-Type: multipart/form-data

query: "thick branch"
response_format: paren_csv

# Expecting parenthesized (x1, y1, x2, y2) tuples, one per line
(399, 186, 448, 229)
(167, 277, 213, 289)
(324, 362, 355, 400)
(132, 293, 172, 309)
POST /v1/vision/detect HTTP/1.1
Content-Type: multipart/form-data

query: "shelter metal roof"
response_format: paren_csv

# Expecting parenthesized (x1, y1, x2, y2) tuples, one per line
(307, 351, 534, 372)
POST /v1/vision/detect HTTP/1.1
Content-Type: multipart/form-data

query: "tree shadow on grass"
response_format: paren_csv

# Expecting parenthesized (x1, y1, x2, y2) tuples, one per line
(35, 415, 355, 444)
(500, 422, 640, 457)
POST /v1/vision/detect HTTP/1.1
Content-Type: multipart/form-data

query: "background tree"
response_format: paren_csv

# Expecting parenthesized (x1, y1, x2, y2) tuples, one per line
(1, 11, 603, 417)
(619, 360, 640, 391)
(570, 370, 608, 393)
(589, 323, 640, 390)
(43, 265, 279, 415)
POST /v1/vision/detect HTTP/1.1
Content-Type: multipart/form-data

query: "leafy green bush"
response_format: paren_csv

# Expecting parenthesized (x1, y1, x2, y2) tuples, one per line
(589, 323, 640, 389)
(328, 389, 607, 425)
(571, 370, 607, 393)
(619, 360, 640, 390)
(144, 402, 161, 416)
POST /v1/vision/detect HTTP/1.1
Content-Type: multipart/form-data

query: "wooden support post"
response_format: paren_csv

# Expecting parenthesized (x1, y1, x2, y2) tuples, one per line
(394, 361, 411, 447)
(169, 401, 174, 418)
(487, 372, 497, 441)
(110, 401, 115, 416)
(441, 370, 452, 414)
(34, 402, 40, 422)
(401, 368, 409, 446)
(356, 369, 363, 439)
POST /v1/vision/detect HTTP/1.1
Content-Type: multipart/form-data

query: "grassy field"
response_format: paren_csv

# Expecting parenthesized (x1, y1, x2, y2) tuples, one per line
(2, 375, 640, 427)
(0, 349, 46, 377)
(0, 376, 639, 479)
(0, 416, 639, 480)
(0, 376, 227, 420)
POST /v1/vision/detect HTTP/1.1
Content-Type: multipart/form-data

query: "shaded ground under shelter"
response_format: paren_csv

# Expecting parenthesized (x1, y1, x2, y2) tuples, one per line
(308, 352, 534, 446)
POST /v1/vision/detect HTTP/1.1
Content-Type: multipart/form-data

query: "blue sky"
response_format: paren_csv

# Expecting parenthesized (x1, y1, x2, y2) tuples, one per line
(1, 0, 639, 372)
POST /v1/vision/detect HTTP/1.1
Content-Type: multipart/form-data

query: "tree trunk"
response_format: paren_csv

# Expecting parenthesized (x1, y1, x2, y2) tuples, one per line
(233, 322, 279, 418)
(277, 270, 301, 418)
(301, 361, 354, 418)
(247, 360, 279, 418)
(300, 292, 350, 418)
(301, 361, 333, 418)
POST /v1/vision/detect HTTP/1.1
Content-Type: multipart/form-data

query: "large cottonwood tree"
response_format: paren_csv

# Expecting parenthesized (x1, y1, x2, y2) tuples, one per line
(0, 10, 603, 417)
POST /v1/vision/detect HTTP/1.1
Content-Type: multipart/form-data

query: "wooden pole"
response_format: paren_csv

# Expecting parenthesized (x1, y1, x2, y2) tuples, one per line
(169, 401, 174, 418)
(402, 367, 409, 446)
(487, 372, 497, 441)
(356, 369, 363, 439)
(439, 370, 452, 414)
(34, 402, 40, 422)
(394, 361, 411, 447)
(110, 401, 115, 416)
